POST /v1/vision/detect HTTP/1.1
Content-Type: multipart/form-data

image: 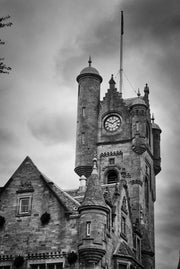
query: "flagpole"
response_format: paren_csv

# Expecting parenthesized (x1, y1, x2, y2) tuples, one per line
(120, 11, 124, 97)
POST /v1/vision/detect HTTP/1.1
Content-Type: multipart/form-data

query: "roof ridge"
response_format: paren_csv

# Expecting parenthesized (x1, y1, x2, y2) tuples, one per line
(42, 174, 80, 206)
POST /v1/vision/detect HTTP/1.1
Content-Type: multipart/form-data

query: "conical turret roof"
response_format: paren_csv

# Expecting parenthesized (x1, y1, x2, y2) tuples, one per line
(81, 159, 107, 208)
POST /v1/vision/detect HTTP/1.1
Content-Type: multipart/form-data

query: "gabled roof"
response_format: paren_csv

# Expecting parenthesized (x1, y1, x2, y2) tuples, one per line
(114, 241, 144, 268)
(0, 156, 80, 215)
(114, 240, 135, 257)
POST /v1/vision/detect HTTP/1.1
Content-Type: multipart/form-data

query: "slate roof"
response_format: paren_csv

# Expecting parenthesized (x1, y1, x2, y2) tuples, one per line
(42, 174, 80, 214)
(81, 166, 107, 208)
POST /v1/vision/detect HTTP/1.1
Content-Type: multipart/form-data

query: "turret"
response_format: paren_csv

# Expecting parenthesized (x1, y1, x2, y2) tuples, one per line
(130, 91, 148, 154)
(75, 58, 102, 178)
(78, 158, 109, 268)
(151, 114, 161, 175)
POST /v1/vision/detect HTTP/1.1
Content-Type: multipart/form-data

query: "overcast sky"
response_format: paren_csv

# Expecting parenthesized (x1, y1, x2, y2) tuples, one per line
(0, 0, 180, 268)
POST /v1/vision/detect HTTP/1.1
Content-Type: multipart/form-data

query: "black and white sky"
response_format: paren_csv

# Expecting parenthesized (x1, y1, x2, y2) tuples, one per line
(0, 0, 180, 268)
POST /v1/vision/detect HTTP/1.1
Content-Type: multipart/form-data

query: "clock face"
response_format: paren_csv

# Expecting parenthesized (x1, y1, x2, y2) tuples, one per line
(104, 115, 121, 132)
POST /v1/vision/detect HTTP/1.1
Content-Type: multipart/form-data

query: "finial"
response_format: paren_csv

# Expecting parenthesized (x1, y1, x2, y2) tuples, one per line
(151, 113, 155, 123)
(88, 56, 92, 67)
(144, 83, 149, 94)
(93, 157, 97, 169)
(109, 74, 116, 89)
(92, 157, 98, 175)
(137, 88, 141, 97)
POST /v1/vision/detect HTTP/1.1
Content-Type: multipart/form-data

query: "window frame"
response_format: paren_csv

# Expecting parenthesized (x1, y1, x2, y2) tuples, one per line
(109, 157, 115, 165)
(17, 195, 32, 216)
(86, 221, 91, 237)
(81, 132, 85, 145)
(82, 107, 86, 118)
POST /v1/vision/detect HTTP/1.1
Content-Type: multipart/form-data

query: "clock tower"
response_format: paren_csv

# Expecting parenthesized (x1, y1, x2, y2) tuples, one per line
(75, 59, 161, 269)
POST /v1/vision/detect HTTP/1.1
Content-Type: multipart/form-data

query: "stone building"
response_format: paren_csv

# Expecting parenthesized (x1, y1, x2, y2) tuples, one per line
(0, 59, 161, 269)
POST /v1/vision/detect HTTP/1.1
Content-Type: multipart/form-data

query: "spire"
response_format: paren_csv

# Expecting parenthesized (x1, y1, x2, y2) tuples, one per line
(88, 56, 92, 67)
(137, 88, 141, 97)
(144, 83, 149, 94)
(92, 157, 98, 175)
(81, 159, 107, 208)
(109, 74, 116, 90)
(151, 113, 155, 123)
(144, 83, 149, 104)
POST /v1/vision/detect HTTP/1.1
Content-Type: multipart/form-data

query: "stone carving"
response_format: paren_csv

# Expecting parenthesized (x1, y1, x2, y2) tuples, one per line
(121, 196, 127, 214)
(129, 179, 143, 187)
(16, 180, 34, 193)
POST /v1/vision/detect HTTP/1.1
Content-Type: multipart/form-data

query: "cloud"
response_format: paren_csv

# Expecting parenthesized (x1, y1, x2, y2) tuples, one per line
(28, 109, 75, 145)
(0, 127, 19, 147)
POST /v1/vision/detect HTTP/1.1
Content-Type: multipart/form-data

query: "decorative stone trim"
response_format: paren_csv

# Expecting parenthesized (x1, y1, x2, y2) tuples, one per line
(132, 144, 146, 155)
(27, 251, 64, 260)
(121, 197, 128, 214)
(100, 151, 123, 158)
(16, 180, 34, 193)
(130, 179, 143, 187)
(0, 255, 13, 261)
(102, 165, 121, 171)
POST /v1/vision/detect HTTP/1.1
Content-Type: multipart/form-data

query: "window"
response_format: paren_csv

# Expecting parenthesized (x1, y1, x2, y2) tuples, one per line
(136, 121, 139, 132)
(109, 158, 115, 165)
(81, 133, 85, 144)
(121, 215, 126, 235)
(18, 196, 31, 215)
(136, 236, 141, 261)
(82, 107, 86, 117)
(107, 170, 118, 184)
(47, 264, 63, 269)
(30, 265, 45, 269)
(30, 264, 63, 269)
(118, 264, 127, 269)
(0, 266, 11, 269)
(86, 221, 91, 236)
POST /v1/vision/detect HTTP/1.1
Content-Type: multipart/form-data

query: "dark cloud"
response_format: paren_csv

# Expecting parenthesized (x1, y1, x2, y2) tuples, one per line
(28, 110, 75, 145)
(58, 0, 180, 91)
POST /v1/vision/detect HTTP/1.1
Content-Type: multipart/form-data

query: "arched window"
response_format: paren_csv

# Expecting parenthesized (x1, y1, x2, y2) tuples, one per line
(107, 170, 118, 184)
